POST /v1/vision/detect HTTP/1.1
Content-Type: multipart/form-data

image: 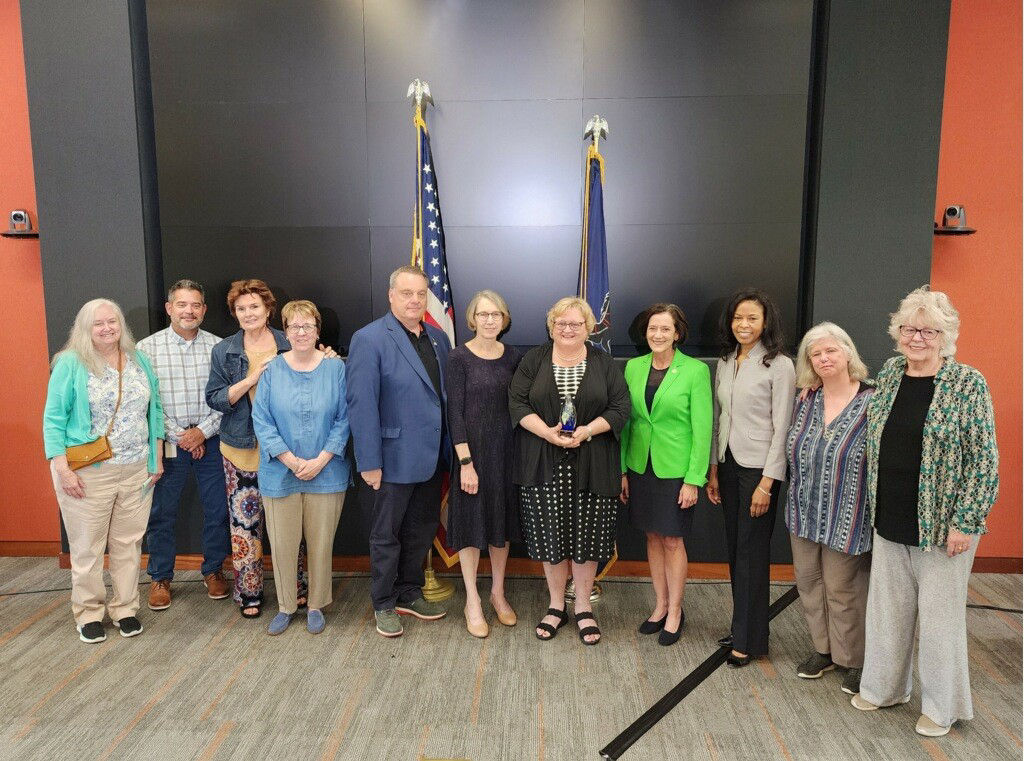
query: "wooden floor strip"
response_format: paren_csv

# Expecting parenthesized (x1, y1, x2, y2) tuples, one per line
(199, 657, 251, 722)
(416, 724, 431, 760)
(968, 588, 1023, 633)
(974, 694, 1024, 748)
(197, 720, 236, 761)
(0, 597, 64, 647)
(96, 664, 189, 761)
(537, 680, 546, 761)
(919, 738, 951, 760)
(749, 685, 793, 761)
(703, 731, 721, 761)
(319, 668, 371, 761)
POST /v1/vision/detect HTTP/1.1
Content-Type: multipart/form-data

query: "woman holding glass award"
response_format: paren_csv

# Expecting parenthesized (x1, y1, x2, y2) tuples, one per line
(509, 297, 630, 645)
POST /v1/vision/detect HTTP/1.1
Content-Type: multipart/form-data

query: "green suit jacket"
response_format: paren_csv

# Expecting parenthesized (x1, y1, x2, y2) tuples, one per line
(621, 349, 713, 485)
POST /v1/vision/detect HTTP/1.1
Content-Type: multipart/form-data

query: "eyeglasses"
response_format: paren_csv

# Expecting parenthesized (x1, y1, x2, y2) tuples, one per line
(554, 321, 585, 332)
(899, 326, 941, 340)
(475, 311, 503, 323)
(286, 323, 317, 335)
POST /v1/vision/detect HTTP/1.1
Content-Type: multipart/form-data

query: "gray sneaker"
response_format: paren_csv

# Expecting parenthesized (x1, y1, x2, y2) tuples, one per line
(375, 608, 404, 638)
(841, 667, 862, 695)
(395, 597, 447, 620)
(797, 652, 835, 679)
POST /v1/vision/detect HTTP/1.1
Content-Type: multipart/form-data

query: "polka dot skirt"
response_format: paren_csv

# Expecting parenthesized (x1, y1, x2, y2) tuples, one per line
(519, 455, 618, 564)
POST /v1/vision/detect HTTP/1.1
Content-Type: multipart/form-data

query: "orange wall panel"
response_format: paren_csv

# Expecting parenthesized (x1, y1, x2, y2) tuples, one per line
(0, 0, 59, 542)
(932, 0, 1022, 558)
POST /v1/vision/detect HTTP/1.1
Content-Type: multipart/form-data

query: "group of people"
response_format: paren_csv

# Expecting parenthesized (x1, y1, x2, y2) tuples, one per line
(42, 267, 998, 739)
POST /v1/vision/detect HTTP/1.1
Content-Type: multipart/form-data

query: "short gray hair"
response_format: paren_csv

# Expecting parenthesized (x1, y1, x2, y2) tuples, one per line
(167, 278, 205, 302)
(887, 285, 959, 357)
(389, 265, 428, 289)
(795, 322, 869, 388)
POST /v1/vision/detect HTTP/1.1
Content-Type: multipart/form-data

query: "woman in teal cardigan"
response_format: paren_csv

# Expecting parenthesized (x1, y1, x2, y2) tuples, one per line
(620, 304, 712, 646)
(43, 299, 164, 643)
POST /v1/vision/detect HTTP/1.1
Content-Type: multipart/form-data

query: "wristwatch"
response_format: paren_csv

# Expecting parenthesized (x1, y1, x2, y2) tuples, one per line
(459, 456, 473, 466)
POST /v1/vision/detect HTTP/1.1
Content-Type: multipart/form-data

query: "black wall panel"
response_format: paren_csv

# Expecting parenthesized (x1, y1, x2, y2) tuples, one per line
(26, 1, 948, 565)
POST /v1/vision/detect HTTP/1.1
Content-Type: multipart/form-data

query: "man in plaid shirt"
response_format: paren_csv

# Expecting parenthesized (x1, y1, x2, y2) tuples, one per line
(137, 279, 231, 610)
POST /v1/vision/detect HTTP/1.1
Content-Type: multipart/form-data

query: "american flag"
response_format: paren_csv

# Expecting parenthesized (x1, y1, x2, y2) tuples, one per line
(410, 103, 458, 567)
(411, 107, 455, 345)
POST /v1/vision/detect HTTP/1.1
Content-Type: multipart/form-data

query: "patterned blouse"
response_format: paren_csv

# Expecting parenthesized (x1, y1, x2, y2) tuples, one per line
(865, 356, 999, 550)
(785, 385, 874, 555)
(87, 356, 152, 465)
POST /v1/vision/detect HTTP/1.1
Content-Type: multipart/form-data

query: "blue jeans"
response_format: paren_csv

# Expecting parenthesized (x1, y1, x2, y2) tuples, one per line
(145, 435, 231, 580)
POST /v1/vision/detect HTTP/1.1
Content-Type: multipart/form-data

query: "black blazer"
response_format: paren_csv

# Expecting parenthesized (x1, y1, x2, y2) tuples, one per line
(509, 342, 630, 497)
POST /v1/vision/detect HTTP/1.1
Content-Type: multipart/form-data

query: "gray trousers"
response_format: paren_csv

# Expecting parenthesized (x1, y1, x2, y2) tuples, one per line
(860, 532, 977, 727)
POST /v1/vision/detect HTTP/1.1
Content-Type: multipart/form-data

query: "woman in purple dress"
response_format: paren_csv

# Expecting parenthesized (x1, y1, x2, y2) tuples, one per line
(445, 290, 522, 638)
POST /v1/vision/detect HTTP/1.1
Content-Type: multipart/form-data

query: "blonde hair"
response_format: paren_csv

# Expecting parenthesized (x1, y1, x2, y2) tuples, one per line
(795, 322, 869, 388)
(52, 298, 138, 375)
(281, 300, 321, 334)
(887, 285, 959, 357)
(546, 297, 596, 337)
(465, 290, 511, 332)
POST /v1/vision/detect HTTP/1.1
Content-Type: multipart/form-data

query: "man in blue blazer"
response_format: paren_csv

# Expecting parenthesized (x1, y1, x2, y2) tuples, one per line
(346, 265, 452, 637)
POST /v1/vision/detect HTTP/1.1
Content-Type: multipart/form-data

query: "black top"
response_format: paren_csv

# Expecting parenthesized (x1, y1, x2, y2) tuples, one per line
(400, 321, 442, 398)
(645, 366, 668, 413)
(509, 343, 630, 497)
(876, 374, 935, 546)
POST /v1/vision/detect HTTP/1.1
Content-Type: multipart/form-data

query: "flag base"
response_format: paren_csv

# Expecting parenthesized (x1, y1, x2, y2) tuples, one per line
(564, 579, 602, 603)
(422, 567, 454, 602)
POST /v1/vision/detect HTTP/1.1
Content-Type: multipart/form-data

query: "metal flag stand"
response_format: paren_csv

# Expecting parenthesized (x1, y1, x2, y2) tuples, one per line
(407, 77, 455, 604)
(567, 114, 614, 605)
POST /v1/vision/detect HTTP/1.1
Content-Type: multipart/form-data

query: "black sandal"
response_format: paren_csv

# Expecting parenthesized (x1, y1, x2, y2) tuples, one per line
(535, 607, 568, 641)
(575, 611, 601, 646)
(240, 603, 262, 619)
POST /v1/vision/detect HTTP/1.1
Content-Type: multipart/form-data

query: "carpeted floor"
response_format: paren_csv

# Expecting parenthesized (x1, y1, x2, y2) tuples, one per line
(0, 557, 1019, 760)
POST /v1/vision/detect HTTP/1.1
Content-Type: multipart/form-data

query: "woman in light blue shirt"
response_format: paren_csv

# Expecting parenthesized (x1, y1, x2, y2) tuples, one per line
(252, 300, 350, 635)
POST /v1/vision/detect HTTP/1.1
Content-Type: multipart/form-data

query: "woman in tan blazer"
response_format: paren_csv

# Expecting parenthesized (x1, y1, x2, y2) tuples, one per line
(706, 289, 795, 667)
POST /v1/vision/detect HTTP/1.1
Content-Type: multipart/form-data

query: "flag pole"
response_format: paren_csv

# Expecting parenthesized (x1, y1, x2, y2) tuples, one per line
(568, 114, 612, 605)
(408, 78, 454, 603)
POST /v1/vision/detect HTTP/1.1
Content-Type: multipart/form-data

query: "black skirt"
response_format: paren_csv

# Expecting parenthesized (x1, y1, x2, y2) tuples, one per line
(627, 463, 695, 539)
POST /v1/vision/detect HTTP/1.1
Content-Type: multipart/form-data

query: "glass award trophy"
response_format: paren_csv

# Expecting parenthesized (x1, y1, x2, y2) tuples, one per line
(558, 394, 577, 437)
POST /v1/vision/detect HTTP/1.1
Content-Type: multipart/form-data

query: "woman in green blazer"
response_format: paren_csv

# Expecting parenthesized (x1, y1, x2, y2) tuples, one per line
(620, 304, 713, 645)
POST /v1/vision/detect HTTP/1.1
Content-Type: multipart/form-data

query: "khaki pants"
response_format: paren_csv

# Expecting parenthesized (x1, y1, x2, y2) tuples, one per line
(52, 460, 152, 626)
(264, 491, 345, 613)
(790, 533, 871, 668)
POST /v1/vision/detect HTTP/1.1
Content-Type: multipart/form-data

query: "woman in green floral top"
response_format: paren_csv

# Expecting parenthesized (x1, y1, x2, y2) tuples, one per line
(851, 287, 998, 739)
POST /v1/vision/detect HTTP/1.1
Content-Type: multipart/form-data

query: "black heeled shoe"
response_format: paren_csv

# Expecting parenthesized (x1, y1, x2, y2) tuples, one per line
(638, 614, 667, 635)
(658, 612, 685, 646)
(726, 651, 753, 668)
(717, 634, 733, 648)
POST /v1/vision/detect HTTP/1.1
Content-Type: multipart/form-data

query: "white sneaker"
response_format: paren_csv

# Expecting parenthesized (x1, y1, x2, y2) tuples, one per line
(851, 692, 910, 711)
(915, 714, 951, 737)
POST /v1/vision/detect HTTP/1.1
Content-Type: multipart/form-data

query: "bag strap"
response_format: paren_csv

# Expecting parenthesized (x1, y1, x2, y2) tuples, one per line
(103, 351, 124, 438)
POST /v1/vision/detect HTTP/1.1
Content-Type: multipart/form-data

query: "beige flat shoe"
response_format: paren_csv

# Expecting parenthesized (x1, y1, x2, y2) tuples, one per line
(490, 594, 517, 626)
(465, 606, 489, 639)
(915, 714, 951, 737)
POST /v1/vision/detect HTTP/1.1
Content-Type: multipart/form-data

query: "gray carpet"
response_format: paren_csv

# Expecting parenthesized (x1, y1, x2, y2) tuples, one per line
(0, 558, 1019, 760)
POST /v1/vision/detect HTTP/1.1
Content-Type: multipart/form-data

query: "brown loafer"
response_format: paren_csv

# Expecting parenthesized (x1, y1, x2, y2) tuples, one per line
(148, 579, 171, 610)
(204, 571, 230, 600)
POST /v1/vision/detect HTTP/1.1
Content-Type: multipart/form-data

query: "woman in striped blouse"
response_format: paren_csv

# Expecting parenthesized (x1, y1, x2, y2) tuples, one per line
(785, 322, 873, 696)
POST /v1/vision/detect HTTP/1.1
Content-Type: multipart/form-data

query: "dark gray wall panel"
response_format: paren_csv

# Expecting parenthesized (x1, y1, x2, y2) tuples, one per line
(809, 0, 949, 368)
(154, 100, 369, 228)
(584, 0, 813, 98)
(367, 100, 583, 228)
(606, 222, 802, 353)
(146, 0, 365, 104)
(159, 225, 372, 350)
(364, 0, 583, 102)
(21, 1, 152, 351)
(588, 96, 808, 226)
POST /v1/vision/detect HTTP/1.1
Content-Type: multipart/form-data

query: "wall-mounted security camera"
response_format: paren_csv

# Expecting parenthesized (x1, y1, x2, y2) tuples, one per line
(9, 209, 31, 231)
(934, 203, 975, 236)
(1, 208, 39, 238)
